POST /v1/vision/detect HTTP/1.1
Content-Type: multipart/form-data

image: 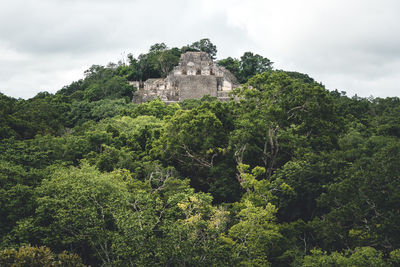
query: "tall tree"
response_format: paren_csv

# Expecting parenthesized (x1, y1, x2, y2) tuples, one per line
(189, 38, 218, 59)
(240, 52, 273, 83)
(219, 52, 274, 83)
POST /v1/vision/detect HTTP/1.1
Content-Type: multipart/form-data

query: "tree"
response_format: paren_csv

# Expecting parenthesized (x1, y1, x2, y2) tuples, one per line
(157, 49, 181, 78)
(157, 101, 238, 200)
(0, 245, 85, 267)
(231, 71, 341, 174)
(122, 98, 180, 119)
(302, 247, 389, 267)
(189, 38, 218, 59)
(149, 42, 168, 52)
(11, 164, 133, 265)
(0, 93, 18, 139)
(240, 52, 273, 83)
(221, 165, 288, 266)
(218, 52, 273, 83)
(112, 170, 232, 266)
(315, 137, 400, 252)
(218, 57, 241, 79)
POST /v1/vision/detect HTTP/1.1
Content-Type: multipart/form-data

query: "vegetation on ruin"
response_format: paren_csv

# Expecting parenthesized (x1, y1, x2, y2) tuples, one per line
(1, 39, 400, 266)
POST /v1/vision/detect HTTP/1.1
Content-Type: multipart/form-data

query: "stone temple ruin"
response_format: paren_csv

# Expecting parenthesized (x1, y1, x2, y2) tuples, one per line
(129, 52, 239, 104)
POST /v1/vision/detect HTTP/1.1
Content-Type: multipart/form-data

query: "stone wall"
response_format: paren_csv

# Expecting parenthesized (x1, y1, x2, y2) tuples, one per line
(178, 76, 218, 100)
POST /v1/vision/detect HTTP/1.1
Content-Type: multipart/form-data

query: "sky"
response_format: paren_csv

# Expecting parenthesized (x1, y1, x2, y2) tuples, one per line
(0, 0, 399, 99)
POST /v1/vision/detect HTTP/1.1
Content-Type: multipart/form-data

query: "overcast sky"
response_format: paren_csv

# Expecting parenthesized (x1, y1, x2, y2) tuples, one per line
(1, 0, 399, 99)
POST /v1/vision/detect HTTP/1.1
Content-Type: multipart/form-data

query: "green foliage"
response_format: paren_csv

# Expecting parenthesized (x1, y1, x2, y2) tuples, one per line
(218, 57, 241, 79)
(281, 71, 315, 84)
(136, 43, 181, 80)
(80, 65, 135, 101)
(0, 93, 70, 139)
(223, 201, 280, 266)
(68, 98, 135, 126)
(122, 98, 180, 119)
(219, 51, 273, 83)
(2, 41, 400, 266)
(230, 71, 342, 191)
(389, 249, 400, 265)
(272, 152, 336, 222)
(220, 164, 289, 266)
(187, 38, 218, 59)
(302, 247, 389, 267)
(0, 93, 19, 139)
(57, 63, 135, 104)
(25, 164, 131, 265)
(316, 137, 400, 252)
(158, 100, 239, 201)
(0, 245, 85, 267)
(240, 52, 273, 83)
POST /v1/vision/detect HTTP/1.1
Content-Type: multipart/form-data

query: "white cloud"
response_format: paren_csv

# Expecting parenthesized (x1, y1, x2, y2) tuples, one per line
(214, 0, 400, 97)
(0, 0, 399, 98)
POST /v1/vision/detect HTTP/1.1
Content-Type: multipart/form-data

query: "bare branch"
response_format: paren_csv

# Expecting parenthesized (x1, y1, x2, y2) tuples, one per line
(287, 103, 307, 120)
(181, 144, 217, 168)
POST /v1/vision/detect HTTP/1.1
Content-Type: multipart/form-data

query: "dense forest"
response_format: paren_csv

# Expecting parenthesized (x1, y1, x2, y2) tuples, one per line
(1, 39, 400, 266)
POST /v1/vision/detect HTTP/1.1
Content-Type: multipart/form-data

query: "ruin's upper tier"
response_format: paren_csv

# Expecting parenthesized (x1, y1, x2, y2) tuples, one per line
(172, 52, 236, 82)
